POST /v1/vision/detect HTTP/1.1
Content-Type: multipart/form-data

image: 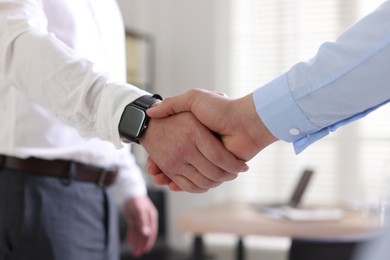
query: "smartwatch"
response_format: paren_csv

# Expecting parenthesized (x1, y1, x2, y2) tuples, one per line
(118, 94, 162, 143)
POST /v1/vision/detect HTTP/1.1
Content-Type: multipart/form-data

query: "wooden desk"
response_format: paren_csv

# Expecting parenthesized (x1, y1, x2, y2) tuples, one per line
(178, 201, 378, 260)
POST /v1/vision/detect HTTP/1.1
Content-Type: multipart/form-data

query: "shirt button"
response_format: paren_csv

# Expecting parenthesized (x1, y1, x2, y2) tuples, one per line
(289, 128, 300, 136)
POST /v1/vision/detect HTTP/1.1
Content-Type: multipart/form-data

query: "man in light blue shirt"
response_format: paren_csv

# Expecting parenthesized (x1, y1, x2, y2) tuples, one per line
(254, 0, 390, 154)
(146, 1, 390, 259)
(146, 0, 390, 183)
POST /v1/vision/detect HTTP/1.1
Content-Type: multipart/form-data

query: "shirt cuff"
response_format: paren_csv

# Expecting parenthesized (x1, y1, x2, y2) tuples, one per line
(253, 73, 323, 153)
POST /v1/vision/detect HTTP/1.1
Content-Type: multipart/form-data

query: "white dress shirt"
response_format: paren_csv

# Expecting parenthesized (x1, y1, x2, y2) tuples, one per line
(0, 0, 149, 203)
(254, 0, 390, 153)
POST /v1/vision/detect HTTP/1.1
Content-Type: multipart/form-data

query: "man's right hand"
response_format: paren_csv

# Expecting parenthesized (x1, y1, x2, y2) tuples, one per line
(145, 89, 278, 191)
(140, 111, 249, 193)
(147, 89, 278, 161)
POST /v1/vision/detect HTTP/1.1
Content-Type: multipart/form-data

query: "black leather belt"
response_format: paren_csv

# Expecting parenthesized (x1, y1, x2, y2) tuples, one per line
(0, 155, 118, 187)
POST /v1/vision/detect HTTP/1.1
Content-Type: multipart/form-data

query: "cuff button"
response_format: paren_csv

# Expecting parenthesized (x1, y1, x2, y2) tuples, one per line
(289, 128, 300, 136)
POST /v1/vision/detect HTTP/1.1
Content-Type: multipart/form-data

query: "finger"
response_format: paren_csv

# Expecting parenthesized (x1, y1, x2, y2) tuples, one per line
(148, 155, 213, 192)
(147, 157, 162, 176)
(147, 134, 223, 191)
(190, 125, 247, 181)
(142, 112, 228, 192)
(128, 233, 146, 257)
(151, 168, 208, 193)
(150, 170, 184, 191)
(214, 91, 227, 97)
(168, 182, 183, 191)
(130, 232, 149, 256)
(152, 175, 183, 191)
(126, 225, 143, 256)
(163, 144, 224, 190)
(165, 171, 210, 193)
(127, 207, 157, 256)
(126, 220, 148, 256)
(153, 173, 171, 185)
(146, 156, 154, 166)
(152, 174, 185, 191)
(180, 158, 225, 189)
(144, 207, 158, 253)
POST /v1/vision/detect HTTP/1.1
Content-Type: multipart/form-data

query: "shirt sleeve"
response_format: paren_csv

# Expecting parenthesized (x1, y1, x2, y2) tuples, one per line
(254, 0, 390, 154)
(112, 146, 148, 208)
(0, 1, 148, 148)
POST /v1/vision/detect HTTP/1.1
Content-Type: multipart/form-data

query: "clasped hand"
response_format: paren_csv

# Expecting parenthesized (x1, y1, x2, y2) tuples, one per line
(140, 89, 277, 192)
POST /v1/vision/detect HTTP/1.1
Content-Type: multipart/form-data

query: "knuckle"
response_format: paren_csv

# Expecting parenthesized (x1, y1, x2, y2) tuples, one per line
(189, 88, 201, 95)
(163, 96, 174, 104)
(209, 150, 225, 165)
(196, 175, 222, 189)
(185, 127, 197, 142)
(211, 169, 238, 182)
(173, 142, 191, 160)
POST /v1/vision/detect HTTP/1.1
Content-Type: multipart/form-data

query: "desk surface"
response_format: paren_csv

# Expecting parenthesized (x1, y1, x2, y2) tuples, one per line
(178, 201, 379, 239)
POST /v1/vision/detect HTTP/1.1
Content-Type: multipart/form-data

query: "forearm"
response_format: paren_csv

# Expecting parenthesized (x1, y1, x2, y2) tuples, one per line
(0, 1, 147, 147)
(255, 0, 390, 152)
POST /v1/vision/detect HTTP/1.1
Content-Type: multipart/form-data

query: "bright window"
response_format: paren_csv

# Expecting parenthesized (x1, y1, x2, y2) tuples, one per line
(227, 0, 390, 207)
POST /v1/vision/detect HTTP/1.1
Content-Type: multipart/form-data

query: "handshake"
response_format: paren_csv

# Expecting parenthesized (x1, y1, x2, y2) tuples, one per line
(139, 89, 278, 193)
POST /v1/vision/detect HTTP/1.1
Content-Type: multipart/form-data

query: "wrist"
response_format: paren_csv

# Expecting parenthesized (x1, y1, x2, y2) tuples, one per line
(236, 94, 278, 152)
(118, 94, 162, 143)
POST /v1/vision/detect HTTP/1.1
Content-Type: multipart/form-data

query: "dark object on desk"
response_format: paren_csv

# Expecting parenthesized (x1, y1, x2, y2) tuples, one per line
(288, 169, 314, 208)
(252, 169, 314, 212)
(120, 188, 188, 260)
(289, 238, 363, 260)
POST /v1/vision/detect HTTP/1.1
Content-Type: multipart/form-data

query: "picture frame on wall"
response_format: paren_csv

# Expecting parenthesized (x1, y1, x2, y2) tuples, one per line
(125, 29, 154, 93)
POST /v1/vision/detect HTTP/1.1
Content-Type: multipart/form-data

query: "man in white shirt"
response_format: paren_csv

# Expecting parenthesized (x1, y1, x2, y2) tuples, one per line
(0, 1, 158, 259)
(0, 0, 248, 259)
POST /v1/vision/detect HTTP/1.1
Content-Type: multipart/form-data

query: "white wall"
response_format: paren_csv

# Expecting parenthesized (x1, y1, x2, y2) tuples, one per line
(116, 0, 231, 249)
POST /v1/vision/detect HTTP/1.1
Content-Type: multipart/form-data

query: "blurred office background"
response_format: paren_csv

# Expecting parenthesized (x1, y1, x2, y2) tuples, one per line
(116, 0, 390, 259)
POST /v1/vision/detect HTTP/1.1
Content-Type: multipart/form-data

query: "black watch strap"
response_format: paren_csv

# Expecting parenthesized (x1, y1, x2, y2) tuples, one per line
(118, 94, 163, 144)
(133, 94, 163, 109)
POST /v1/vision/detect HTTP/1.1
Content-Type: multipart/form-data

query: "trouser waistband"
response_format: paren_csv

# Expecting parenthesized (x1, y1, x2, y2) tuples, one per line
(0, 155, 118, 187)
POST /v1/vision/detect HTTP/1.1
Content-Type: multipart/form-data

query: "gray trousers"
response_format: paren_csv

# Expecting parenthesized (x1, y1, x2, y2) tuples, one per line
(0, 169, 119, 260)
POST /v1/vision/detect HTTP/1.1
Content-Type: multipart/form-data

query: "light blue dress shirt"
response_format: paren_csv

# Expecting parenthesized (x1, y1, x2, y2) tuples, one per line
(254, 0, 390, 154)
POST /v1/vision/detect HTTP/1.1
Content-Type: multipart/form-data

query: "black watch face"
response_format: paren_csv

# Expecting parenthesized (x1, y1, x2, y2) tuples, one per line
(119, 105, 147, 140)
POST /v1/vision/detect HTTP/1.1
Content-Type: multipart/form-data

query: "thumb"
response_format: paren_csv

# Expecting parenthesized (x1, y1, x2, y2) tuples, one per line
(147, 90, 199, 118)
(146, 100, 176, 118)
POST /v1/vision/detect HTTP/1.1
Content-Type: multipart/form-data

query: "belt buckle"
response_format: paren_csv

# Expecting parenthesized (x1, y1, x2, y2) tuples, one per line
(98, 169, 108, 187)
(61, 161, 76, 186)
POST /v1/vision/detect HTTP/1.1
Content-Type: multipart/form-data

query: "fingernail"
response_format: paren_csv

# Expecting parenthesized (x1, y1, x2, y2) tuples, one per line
(142, 227, 151, 235)
(242, 165, 249, 172)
